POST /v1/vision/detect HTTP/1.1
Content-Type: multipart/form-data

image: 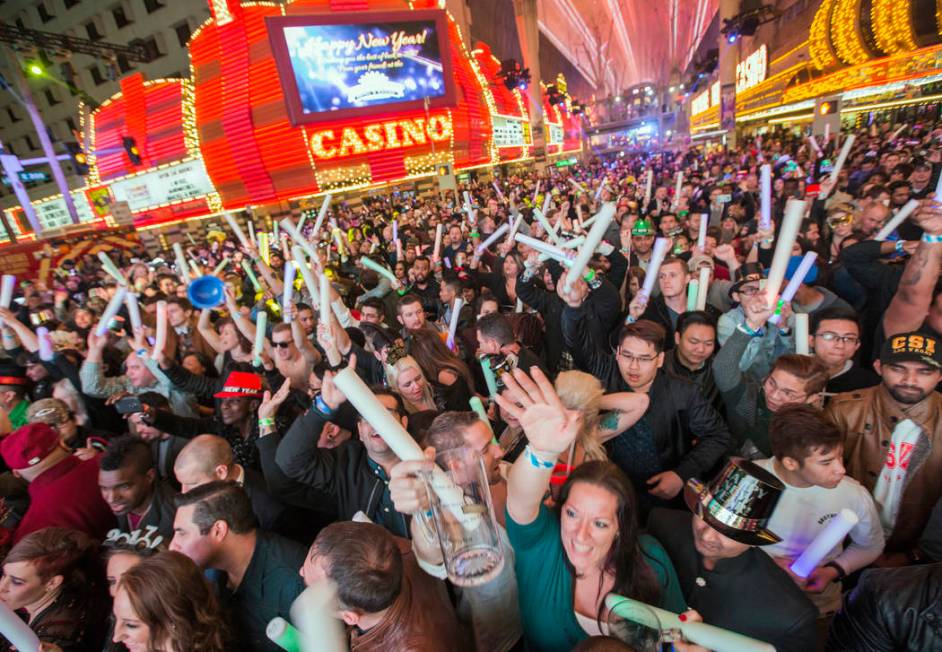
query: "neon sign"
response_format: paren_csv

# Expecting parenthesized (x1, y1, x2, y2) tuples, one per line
(736, 45, 768, 94)
(308, 114, 453, 160)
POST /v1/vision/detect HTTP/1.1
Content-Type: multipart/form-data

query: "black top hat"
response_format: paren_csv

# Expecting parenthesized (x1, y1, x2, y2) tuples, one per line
(728, 262, 764, 299)
(684, 458, 785, 546)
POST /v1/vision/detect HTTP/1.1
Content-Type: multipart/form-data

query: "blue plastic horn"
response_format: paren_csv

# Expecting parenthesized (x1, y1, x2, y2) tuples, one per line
(187, 275, 226, 310)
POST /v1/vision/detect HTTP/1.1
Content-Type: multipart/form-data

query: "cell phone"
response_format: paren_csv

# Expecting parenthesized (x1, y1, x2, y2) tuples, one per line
(115, 396, 144, 415)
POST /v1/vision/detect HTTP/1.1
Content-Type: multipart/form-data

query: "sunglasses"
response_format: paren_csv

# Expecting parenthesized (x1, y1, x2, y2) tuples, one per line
(272, 341, 292, 349)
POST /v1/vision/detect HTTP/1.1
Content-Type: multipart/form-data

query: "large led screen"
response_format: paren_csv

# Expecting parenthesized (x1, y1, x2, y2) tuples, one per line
(267, 10, 457, 126)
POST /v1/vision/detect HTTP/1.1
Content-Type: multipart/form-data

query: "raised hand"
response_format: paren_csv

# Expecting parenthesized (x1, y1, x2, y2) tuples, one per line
(258, 379, 291, 420)
(495, 367, 582, 457)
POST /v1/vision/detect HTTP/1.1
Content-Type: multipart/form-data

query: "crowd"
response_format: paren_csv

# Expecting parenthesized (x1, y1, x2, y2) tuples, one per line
(0, 117, 938, 651)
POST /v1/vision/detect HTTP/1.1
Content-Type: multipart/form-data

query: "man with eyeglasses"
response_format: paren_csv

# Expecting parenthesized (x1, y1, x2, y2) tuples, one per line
(827, 332, 942, 567)
(713, 293, 830, 458)
(806, 306, 879, 395)
(560, 272, 730, 510)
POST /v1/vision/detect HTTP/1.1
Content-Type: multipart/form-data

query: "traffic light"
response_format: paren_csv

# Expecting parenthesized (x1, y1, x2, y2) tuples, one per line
(65, 142, 89, 176)
(122, 136, 142, 165)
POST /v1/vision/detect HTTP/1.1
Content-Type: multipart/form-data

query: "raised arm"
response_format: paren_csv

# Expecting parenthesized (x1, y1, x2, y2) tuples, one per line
(883, 200, 942, 337)
(197, 309, 225, 354)
(597, 392, 650, 443)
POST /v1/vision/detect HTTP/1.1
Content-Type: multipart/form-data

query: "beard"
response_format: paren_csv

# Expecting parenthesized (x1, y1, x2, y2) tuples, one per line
(886, 383, 930, 405)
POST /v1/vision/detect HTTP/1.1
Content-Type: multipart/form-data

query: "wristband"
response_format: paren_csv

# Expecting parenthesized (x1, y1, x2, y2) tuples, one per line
(525, 445, 556, 470)
(737, 322, 765, 338)
(895, 240, 905, 253)
(922, 233, 942, 244)
(258, 417, 275, 428)
(136, 348, 149, 358)
(314, 393, 335, 416)
(823, 560, 846, 579)
(625, 314, 637, 325)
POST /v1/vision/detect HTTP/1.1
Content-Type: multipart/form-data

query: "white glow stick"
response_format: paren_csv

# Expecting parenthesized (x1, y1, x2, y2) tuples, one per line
(95, 286, 129, 337)
(936, 165, 942, 198)
(433, 224, 443, 260)
(361, 257, 399, 286)
(507, 214, 524, 243)
(890, 124, 906, 142)
(446, 297, 464, 350)
(765, 199, 807, 308)
(291, 247, 320, 306)
(564, 204, 615, 292)
(280, 217, 318, 262)
(241, 259, 262, 292)
(686, 280, 698, 312)
(172, 243, 190, 285)
(795, 313, 810, 355)
(759, 164, 772, 231)
(248, 220, 256, 247)
(0, 275, 15, 327)
(463, 191, 476, 224)
(395, 238, 403, 263)
(189, 257, 202, 278)
(125, 292, 142, 333)
(594, 179, 607, 202)
(319, 274, 331, 327)
(672, 170, 683, 209)
(829, 134, 855, 187)
(225, 213, 251, 249)
(790, 508, 859, 578)
(532, 180, 541, 204)
(640, 238, 671, 299)
(392, 220, 398, 242)
(605, 595, 774, 652)
(696, 266, 710, 310)
(97, 252, 127, 285)
(0, 601, 39, 652)
(492, 181, 505, 202)
(253, 311, 267, 366)
(37, 326, 54, 361)
(290, 581, 347, 652)
(332, 229, 346, 259)
(769, 251, 818, 325)
(644, 169, 653, 207)
(561, 235, 586, 249)
(824, 123, 831, 142)
(542, 192, 552, 217)
(875, 199, 920, 241)
(475, 223, 510, 255)
(515, 298, 523, 313)
(514, 233, 570, 263)
(807, 135, 822, 159)
(697, 213, 708, 249)
(151, 299, 166, 359)
(533, 209, 563, 245)
(311, 193, 333, 237)
(569, 178, 585, 195)
(282, 262, 296, 323)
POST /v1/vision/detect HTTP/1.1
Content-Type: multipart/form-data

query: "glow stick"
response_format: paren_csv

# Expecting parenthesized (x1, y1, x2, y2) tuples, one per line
(97, 252, 127, 285)
(875, 199, 920, 241)
(280, 217, 318, 262)
(686, 280, 698, 312)
(481, 356, 498, 399)
(672, 170, 683, 209)
(514, 233, 570, 263)
(463, 191, 475, 224)
(533, 209, 562, 245)
(515, 298, 523, 313)
(605, 595, 774, 652)
(890, 124, 906, 141)
(289, 581, 347, 652)
(824, 123, 831, 142)
(696, 266, 710, 311)
(492, 181, 505, 202)
(253, 311, 267, 366)
(213, 258, 229, 276)
(765, 199, 807, 309)
(469, 396, 489, 425)
(769, 251, 818, 326)
(125, 292, 142, 333)
(433, 224, 443, 260)
(266, 617, 301, 652)
(475, 223, 510, 255)
(561, 235, 586, 250)
(807, 135, 822, 159)
(644, 169, 653, 207)
(319, 274, 331, 327)
(224, 213, 251, 249)
(640, 238, 671, 299)
(828, 134, 855, 187)
(0, 601, 39, 652)
(569, 178, 585, 195)
(542, 192, 552, 217)
(333, 229, 346, 258)
(273, 221, 280, 241)
(173, 243, 190, 284)
(395, 238, 403, 263)
(563, 204, 615, 292)
(361, 257, 399, 286)
(795, 313, 810, 355)
(936, 165, 942, 198)
(95, 286, 129, 337)
(248, 220, 256, 247)
(392, 220, 398, 242)
(697, 213, 708, 249)
(291, 247, 320, 306)
(37, 326, 53, 361)
(594, 179, 607, 202)
(759, 164, 772, 231)
(446, 297, 464, 350)
(151, 298, 166, 358)
(790, 508, 859, 578)
(507, 214, 524, 244)
(241, 259, 261, 292)
(259, 232, 270, 265)
(189, 257, 202, 278)
(186, 232, 197, 246)
(532, 180, 540, 204)
(311, 193, 332, 237)
(0, 275, 15, 328)
(282, 262, 296, 322)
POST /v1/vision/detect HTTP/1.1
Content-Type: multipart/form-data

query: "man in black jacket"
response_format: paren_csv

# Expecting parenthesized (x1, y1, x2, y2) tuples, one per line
(560, 274, 730, 508)
(275, 360, 412, 538)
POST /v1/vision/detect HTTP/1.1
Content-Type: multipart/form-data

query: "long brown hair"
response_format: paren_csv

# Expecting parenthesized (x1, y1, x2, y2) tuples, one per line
(117, 551, 229, 652)
(407, 329, 476, 393)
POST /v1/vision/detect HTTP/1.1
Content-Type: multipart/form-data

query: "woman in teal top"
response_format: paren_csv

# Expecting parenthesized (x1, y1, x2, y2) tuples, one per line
(498, 366, 685, 652)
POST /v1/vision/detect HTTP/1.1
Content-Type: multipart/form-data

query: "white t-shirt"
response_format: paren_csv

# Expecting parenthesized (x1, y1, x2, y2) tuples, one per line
(872, 418, 923, 535)
(756, 458, 884, 573)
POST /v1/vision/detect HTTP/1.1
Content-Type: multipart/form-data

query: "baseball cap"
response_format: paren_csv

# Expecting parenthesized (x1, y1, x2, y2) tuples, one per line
(1, 423, 62, 470)
(214, 370, 264, 399)
(631, 218, 655, 237)
(688, 254, 714, 273)
(881, 332, 942, 370)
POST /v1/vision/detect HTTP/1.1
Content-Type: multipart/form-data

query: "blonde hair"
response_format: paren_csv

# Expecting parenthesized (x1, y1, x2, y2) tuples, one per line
(385, 355, 436, 414)
(554, 371, 607, 462)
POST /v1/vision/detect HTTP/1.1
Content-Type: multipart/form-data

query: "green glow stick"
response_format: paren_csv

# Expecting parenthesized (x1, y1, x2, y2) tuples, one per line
(213, 258, 229, 275)
(469, 396, 496, 444)
(241, 259, 261, 292)
(481, 357, 498, 399)
(265, 617, 300, 652)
